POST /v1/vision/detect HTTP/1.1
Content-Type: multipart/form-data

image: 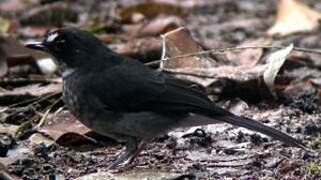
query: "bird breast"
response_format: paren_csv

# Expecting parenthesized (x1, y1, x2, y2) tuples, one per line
(63, 77, 81, 118)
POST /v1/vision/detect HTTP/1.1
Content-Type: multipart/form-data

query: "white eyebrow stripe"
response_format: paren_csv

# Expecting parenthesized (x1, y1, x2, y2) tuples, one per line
(47, 32, 59, 42)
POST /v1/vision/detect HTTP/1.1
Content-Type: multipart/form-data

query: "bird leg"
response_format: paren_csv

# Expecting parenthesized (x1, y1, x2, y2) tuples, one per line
(123, 141, 147, 167)
(108, 138, 148, 170)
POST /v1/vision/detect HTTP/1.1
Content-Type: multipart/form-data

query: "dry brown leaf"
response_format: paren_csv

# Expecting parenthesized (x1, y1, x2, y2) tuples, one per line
(162, 27, 219, 86)
(0, 0, 29, 14)
(161, 28, 295, 102)
(278, 162, 300, 174)
(29, 133, 55, 147)
(268, 0, 321, 36)
(110, 37, 162, 63)
(19, 2, 78, 26)
(0, 83, 61, 97)
(0, 35, 48, 77)
(161, 28, 281, 100)
(284, 80, 315, 96)
(141, 15, 182, 35)
(39, 111, 93, 144)
(226, 38, 272, 67)
(122, 15, 183, 37)
(0, 36, 31, 77)
(120, 2, 187, 23)
(163, 27, 218, 69)
(18, 26, 51, 37)
(163, 65, 266, 82)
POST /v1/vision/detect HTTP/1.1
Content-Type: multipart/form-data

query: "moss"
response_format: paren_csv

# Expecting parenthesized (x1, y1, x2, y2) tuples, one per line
(311, 136, 321, 150)
(309, 162, 321, 176)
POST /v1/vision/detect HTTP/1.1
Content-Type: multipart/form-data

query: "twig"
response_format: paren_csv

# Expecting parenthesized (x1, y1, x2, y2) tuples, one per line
(145, 45, 321, 66)
(162, 68, 217, 79)
(0, 79, 59, 87)
(13, 95, 62, 136)
(0, 91, 61, 113)
(160, 34, 167, 70)
(36, 96, 62, 128)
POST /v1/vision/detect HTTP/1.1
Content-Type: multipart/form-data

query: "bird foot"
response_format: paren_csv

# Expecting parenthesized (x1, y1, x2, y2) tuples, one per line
(107, 140, 147, 171)
(107, 159, 136, 172)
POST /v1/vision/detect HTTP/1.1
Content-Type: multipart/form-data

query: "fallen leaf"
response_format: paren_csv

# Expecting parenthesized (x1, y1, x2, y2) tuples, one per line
(284, 80, 315, 97)
(123, 15, 183, 38)
(19, 2, 78, 26)
(18, 26, 51, 37)
(0, 35, 39, 77)
(162, 46, 294, 102)
(161, 27, 222, 86)
(39, 111, 93, 145)
(278, 161, 300, 174)
(163, 27, 218, 69)
(0, 0, 29, 14)
(120, 2, 186, 23)
(28, 133, 55, 147)
(268, 0, 321, 36)
(0, 83, 61, 99)
(226, 38, 272, 67)
(263, 44, 293, 97)
(163, 65, 266, 84)
(110, 37, 162, 63)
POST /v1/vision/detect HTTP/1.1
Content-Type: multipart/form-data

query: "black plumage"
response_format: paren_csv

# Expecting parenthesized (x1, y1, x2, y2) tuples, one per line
(25, 27, 305, 169)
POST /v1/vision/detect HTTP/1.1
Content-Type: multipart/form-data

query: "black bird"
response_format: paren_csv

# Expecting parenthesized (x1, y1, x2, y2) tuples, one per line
(25, 27, 305, 169)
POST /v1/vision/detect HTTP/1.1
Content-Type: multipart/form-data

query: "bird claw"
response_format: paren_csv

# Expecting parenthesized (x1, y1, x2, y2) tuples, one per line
(107, 159, 135, 172)
(107, 140, 147, 171)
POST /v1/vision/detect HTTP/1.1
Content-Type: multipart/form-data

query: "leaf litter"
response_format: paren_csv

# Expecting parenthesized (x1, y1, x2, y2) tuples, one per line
(0, 0, 321, 179)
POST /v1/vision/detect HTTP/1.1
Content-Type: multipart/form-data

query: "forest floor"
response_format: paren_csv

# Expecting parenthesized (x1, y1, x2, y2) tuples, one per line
(1, 0, 321, 179)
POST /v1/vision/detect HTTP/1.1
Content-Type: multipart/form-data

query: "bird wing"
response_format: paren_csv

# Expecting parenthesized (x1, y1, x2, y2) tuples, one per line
(86, 56, 305, 149)
(89, 57, 211, 113)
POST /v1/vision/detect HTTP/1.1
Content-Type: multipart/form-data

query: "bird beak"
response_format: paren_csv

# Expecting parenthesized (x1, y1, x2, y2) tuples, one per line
(25, 41, 47, 51)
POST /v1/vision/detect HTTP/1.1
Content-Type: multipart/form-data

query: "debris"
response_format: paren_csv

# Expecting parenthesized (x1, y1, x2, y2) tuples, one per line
(263, 44, 293, 97)
(268, 0, 321, 36)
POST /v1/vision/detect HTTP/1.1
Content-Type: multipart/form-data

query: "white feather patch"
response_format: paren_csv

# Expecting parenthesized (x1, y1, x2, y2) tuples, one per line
(47, 32, 59, 42)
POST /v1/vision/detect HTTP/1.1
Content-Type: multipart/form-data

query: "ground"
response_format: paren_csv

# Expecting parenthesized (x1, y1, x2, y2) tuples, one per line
(0, 0, 321, 179)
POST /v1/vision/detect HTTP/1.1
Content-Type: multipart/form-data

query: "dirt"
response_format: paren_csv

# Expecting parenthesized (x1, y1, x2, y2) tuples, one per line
(1, 0, 321, 179)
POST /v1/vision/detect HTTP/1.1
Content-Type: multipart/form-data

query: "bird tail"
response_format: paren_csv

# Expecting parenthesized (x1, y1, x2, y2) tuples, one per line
(198, 106, 307, 149)
(220, 114, 306, 149)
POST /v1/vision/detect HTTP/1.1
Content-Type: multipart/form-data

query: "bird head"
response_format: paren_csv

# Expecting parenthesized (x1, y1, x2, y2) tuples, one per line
(25, 27, 108, 72)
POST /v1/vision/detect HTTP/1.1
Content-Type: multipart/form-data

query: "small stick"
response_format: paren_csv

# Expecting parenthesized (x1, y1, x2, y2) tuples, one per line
(146, 45, 321, 66)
